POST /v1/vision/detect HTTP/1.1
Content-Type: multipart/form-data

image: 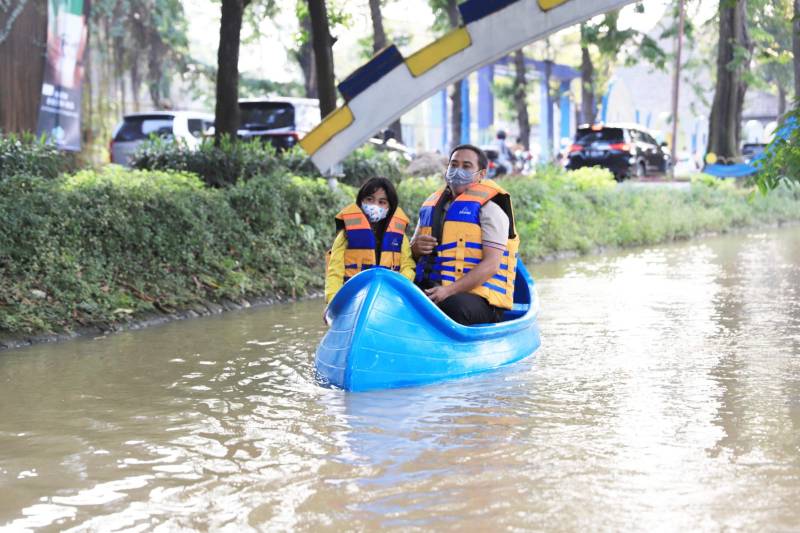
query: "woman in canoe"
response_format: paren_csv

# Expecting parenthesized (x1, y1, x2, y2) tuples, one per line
(324, 177, 415, 315)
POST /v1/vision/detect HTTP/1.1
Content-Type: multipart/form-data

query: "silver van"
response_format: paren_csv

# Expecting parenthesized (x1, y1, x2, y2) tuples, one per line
(110, 111, 215, 166)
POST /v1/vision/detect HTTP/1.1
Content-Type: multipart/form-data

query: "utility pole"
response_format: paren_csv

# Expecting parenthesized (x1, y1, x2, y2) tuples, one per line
(670, 0, 685, 165)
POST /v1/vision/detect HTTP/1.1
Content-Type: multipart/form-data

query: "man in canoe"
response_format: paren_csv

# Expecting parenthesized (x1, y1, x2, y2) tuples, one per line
(410, 144, 520, 325)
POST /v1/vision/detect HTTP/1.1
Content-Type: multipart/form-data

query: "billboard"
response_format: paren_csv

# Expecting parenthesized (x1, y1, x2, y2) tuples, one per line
(35, 0, 88, 151)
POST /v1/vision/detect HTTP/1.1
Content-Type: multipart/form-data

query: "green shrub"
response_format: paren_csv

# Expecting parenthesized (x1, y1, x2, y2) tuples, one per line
(502, 168, 800, 260)
(754, 107, 800, 193)
(0, 167, 352, 334)
(396, 176, 440, 223)
(225, 174, 352, 292)
(129, 136, 407, 189)
(690, 172, 737, 190)
(564, 166, 617, 191)
(277, 144, 408, 187)
(340, 144, 407, 187)
(0, 132, 75, 180)
(3, 158, 800, 337)
(278, 146, 322, 177)
(130, 135, 284, 187)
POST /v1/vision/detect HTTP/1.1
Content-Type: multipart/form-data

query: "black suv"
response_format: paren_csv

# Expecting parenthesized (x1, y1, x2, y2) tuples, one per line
(565, 123, 671, 181)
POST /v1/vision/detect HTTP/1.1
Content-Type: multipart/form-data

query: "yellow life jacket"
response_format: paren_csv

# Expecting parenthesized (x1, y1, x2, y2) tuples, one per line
(414, 180, 520, 309)
(334, 203, 409, 282)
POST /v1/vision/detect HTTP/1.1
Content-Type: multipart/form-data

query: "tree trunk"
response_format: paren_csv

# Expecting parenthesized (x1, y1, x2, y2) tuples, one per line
(707, 0, 751, 161)
(146, 19, 167, 108)
(308, 0, 336, 117)
(794, 0, 800, 106)
(579, 24, 595, 124)
(778, 84, 787, 118)
(112, 0, 126, 115)
(368, 0, 387, 51)
(447, 0, 461, 150)
(513, 49, 530, 151)
(368, 0, 402, 143)
(130, 58, 141, 113)
(296, 10, 317, 98)
(214, 0, 249, 145)
(0, 0, 47, 133)
(101, 18, 112, 139)
(129, 13, 147, 113)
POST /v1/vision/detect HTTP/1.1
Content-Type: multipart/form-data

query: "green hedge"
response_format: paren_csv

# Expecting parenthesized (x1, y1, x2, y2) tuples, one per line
(754, 107, 800, 192)
(398, 166, 800, 260)
(2, 148, 800, 336)
(0, 133, 75, 180)
(130, 138, 406, 189)
(130, 136, 284, 188)
(0, 167, 351, 334)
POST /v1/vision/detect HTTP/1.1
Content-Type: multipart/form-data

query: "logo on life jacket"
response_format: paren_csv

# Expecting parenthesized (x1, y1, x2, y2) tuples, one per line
(458, 207, 473, 216)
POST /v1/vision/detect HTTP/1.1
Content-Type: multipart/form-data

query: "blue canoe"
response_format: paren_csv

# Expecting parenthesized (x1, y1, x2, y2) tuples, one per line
(315, 258, 541, 391)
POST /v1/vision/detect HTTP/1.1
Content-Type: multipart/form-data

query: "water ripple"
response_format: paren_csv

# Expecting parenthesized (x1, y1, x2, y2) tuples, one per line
(1, 228, 800, 530)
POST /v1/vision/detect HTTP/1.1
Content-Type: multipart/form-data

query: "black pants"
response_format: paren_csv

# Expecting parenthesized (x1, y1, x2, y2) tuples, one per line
(416, 279, 504, 325)
(437, 292, 504, 326)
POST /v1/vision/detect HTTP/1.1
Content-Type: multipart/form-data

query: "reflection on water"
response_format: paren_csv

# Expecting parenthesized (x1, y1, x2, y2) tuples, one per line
(1, 226, 799, 531)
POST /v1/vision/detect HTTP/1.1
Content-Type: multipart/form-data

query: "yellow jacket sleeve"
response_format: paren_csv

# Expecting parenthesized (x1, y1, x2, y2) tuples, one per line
(325, 230, 347, 304)
(400, 235, 416, 282)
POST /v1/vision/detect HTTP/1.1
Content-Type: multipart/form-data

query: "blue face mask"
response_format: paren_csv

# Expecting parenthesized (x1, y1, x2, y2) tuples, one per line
(445, 166, 480, 187)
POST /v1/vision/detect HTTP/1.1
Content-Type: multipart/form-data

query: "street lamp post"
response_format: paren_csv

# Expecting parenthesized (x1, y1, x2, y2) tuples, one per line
(670, 0, 686, 167)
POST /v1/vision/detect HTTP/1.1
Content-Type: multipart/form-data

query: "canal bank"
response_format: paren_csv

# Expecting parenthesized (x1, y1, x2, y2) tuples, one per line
(0, 292, 321, 351)
(2, 165, 800, 349)
(3, 218, 799, 352)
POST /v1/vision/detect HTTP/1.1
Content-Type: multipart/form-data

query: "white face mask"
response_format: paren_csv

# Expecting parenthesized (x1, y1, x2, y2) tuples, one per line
(361, 202, 388, 222)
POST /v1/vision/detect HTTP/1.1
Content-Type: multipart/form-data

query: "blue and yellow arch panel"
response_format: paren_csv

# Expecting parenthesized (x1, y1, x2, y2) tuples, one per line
(299, 0, 636, 173)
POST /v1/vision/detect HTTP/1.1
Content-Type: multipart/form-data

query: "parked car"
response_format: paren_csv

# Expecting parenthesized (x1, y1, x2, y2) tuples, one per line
(741, 143, 767, 164)
(110, 111, 214, 166)
(565, 123, 672, 181)
(237, 97, 320, 151)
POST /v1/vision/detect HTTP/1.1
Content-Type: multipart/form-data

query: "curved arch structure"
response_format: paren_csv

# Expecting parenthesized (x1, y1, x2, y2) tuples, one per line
(300, 0, 637, 173)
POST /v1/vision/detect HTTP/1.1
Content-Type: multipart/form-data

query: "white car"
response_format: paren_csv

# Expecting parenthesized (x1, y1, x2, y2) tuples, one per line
(110, 111, 215, 166)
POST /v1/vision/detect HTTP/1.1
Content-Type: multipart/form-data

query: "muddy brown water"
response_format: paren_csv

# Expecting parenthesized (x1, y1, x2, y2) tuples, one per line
(1, 226, 799, 531)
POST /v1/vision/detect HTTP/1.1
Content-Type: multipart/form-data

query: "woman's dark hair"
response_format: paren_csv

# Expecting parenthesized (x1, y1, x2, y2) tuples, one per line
(356, 177, 398, 237)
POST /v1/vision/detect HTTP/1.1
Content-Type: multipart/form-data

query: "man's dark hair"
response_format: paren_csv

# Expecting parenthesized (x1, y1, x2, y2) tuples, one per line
(449, 144, 488, 171)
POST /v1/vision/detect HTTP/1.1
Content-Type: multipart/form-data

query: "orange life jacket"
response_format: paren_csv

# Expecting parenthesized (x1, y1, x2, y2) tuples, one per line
(414, 180, 519, 309)
(334, 203, 409, 282)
